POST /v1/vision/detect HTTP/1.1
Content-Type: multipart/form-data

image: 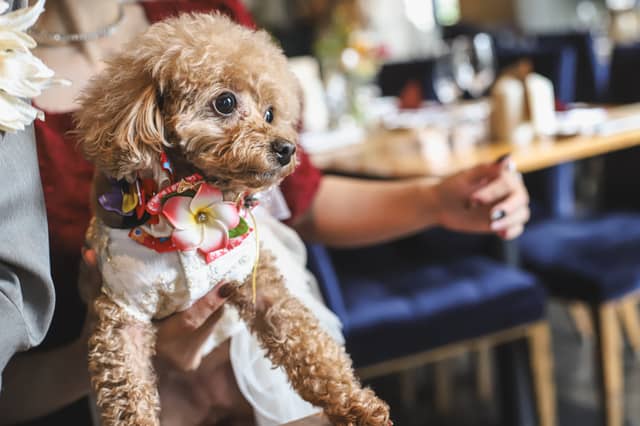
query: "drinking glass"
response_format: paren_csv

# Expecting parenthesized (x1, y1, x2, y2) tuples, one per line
(451, 33, 496, 98)
(433, 51, 463, 105)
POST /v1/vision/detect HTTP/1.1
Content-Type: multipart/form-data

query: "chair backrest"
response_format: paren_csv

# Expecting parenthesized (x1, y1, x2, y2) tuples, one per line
(600, 43, 640, 211)
(537, 32, 607, 103)
(607, 42, 640, 104)
(305, 243, 350, 325)
(524, 162, 577, 221)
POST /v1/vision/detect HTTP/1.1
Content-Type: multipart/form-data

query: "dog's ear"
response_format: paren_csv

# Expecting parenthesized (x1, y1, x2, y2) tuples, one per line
(74, 68, 167, 182)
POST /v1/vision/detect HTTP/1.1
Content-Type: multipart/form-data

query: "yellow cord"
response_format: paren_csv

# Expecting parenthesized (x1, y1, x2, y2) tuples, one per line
(248, 209, 260, 304)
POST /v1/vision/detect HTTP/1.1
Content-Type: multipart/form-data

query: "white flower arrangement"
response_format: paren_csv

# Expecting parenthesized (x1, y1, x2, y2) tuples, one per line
(0, 0, 69, 133)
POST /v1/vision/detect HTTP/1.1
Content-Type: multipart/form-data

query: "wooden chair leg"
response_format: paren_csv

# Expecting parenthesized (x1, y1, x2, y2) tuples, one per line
(399, 368, 418, 410)
(569, 302, 594, 341)
(527, 322, 556, 426)
(617, 298, 640, 358)
(594, 303, 624, 426)
(475, 343, 493, 403)
(434, 359, 453, 416)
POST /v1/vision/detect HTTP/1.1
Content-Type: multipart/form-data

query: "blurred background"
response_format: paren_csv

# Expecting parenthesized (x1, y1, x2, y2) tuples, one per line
(241, 1, 640, 426)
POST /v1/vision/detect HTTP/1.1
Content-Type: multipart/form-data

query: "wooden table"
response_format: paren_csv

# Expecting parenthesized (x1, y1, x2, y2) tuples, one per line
(282, 414, 331, 425)
(310, 104, 640, 178)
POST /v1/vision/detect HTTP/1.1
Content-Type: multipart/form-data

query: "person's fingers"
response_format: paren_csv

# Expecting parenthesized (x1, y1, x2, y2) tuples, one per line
(81, 246, 98, 266)
(155, 286, 231, 371)
(78, 247, 102, 303)
(163, 284, 231, 332)
(194, 305, 226, 338)
(498, 224, 525, 240)
(174, 308, 227, 371)
(182, 288, 228, 330)
(489, 189, 529, 221)
(491, 207, 531, 232)
(470, 175, 513, 206)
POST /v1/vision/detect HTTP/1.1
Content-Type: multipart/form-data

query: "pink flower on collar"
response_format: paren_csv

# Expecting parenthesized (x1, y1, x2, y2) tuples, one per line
(161, 183, 240, 254)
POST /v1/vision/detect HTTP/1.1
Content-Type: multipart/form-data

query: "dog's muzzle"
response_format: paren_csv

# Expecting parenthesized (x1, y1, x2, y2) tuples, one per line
(271, 139, 296, 166)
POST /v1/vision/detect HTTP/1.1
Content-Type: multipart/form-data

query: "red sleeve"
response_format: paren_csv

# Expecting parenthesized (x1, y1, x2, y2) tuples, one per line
(280, 149, 323, 224)
(34, 113, 95, 348)
(141, 0, 256, 28)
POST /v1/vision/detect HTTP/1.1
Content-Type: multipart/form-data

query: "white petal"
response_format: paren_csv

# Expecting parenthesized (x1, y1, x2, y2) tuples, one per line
(162, 196, 196, 230)
(0, 2, 9, 15)
(199, 221, 229, 253)
(0, 0, 45, 32)
(212, 202, 240, 228)
(0, 91, 40, 133)
(190, 183, 223, 214)
(172, 226, 204, 251)
(0, 51, 55, 98)
(0, 29, 36, 51)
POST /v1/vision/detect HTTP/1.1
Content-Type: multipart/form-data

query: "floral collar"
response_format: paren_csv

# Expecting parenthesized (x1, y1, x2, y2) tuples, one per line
(99, 156, 253, 264)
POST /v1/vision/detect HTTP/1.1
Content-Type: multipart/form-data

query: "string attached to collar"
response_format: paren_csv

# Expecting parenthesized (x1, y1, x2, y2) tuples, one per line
(238, 192, 260, 305)
(247, 208, 260, 304)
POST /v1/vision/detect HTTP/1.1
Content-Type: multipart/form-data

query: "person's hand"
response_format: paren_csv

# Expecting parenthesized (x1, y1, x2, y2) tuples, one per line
(155, 283, 235, 371)
(431, 154, 530, 239)
(79, 246, 234, 372)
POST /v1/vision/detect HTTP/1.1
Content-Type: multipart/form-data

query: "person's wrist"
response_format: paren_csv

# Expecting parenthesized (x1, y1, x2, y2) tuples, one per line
(416, 177, 444, 229)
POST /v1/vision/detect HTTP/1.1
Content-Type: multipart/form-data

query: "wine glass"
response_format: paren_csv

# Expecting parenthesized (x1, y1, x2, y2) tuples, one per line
(451, 33, 496, 98)
(433, 51, 463, 105)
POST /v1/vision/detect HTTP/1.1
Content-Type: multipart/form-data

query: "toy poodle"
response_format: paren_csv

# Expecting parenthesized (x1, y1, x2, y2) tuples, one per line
(74, 12, 390, 426)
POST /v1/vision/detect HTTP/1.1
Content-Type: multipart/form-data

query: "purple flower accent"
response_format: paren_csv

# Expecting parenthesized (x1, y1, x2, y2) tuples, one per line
(98, 179, 134, 216)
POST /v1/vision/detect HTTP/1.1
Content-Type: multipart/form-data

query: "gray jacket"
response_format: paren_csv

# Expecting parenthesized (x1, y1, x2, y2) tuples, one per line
(0, 0, 56, 390)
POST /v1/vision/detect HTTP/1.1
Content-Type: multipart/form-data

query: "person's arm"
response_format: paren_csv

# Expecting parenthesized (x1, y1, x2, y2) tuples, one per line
(0, 126, 56, 386)
(293, 156, 529, 247)
(0, 125, 57, 423)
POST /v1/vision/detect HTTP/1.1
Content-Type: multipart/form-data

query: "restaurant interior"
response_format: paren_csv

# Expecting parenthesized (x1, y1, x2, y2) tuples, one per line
(243, 0, 640, 425)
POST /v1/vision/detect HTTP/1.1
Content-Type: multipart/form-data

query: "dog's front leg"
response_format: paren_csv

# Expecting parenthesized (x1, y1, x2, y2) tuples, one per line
(88, 294, 160, 426)
(229, 249, 391, 426)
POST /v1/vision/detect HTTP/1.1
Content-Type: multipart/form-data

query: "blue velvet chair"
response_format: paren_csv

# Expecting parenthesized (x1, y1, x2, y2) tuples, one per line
(520, 43, 640, 426)
(536, 32, 609, 103)
(607, 42, 640, 104)
(306, 236, 556, 426)
(601, 42, 640, 211)
(517, 46, 640, 421)
(519, 212, 640, 426)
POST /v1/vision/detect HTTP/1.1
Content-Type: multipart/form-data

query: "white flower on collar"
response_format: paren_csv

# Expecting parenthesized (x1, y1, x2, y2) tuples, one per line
(0, 0, 69, 133)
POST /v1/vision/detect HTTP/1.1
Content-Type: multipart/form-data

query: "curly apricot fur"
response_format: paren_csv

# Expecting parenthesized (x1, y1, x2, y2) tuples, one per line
(88, 295, 159, 425)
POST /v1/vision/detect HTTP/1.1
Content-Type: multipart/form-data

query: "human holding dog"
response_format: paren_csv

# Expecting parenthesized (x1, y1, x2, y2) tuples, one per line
(0, 1, 529, 425)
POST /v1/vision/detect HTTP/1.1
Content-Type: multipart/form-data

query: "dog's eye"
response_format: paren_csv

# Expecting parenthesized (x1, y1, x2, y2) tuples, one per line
(213, 92, 236, 115)
(264, 107, 274, 124)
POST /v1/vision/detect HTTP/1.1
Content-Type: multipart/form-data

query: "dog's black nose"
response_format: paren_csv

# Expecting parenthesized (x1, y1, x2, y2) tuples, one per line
(271, 140, 296, 166)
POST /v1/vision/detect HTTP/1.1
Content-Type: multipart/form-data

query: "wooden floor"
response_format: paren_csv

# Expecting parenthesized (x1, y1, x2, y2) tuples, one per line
(359, 301, 640, 426)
